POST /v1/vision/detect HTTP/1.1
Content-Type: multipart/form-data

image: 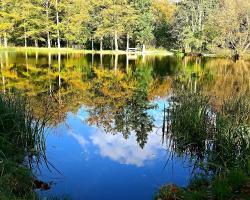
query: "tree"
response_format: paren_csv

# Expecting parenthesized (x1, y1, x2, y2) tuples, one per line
(15, 0, 31, 47)
(15, 0, 47, 47)
(49, 0, 64, 48)
(206, 0, 250, 56)
(62, 0, 90, 47)
(130, 0, 154, 51)
(151, 0, 176, 48)
(172, 0, 219, 53)
(88, 0, 105, 50)
(0, 0, 16, 47)
(44, 0, 54, 48)
(97, 0, 136, 51)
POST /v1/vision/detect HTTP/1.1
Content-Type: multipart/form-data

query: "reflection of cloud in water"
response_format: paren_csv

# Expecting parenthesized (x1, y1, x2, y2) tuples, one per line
(67, 129, 89, 148)
(67, 129, 90, 160)
(91, 130, 163, 167)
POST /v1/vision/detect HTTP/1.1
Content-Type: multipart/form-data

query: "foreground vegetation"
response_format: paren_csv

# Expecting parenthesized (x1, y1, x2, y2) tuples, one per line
(0, 94, 47, 199)
(157, 89, 250, 199)
(155, 169, 250, 200)
(0, 0, 249, 56)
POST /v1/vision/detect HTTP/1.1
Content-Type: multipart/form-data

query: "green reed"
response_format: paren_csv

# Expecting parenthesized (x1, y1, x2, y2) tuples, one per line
(0, 94, 47, 199)
(158, 91, 250, 199)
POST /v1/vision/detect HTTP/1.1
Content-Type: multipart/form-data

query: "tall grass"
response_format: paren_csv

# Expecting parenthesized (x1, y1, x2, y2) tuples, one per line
(0, 94, 47, 199)
(163, 91, 250, 172)
(158, 90, 250, 199)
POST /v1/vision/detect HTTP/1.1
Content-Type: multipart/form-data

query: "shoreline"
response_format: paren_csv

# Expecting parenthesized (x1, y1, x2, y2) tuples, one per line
(0, 47, 250, 58)
(0, 47, 173, 56)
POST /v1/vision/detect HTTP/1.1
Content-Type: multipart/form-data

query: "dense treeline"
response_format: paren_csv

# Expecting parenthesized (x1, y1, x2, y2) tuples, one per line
(0, 0, 249, 54)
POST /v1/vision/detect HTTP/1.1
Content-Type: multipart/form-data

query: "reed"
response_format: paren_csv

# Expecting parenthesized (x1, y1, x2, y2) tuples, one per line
(158, 90, 250, 199)
(0, 93, 47, 199)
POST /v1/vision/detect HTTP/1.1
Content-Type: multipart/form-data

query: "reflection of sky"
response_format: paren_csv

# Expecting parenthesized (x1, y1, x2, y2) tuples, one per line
(36, 99, 193, 200)
(91, 130, 161, 167)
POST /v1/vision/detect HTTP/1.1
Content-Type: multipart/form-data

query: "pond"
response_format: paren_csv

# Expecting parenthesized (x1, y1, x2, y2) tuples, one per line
(0, 51, 249, 200)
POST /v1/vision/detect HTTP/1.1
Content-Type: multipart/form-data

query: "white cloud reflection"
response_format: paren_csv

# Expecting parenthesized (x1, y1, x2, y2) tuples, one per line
(67, 106, 165, 167)
(90, 130, 163, 167)
(67, 129, 89, 148)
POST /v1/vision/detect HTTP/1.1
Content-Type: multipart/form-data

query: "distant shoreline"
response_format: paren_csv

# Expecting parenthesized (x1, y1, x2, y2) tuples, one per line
(1, 47, 250, 58)
(0, 47, 173, 56)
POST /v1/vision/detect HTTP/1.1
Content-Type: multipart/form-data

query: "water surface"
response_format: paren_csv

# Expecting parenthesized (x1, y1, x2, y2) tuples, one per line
(0, 51, 249, 200)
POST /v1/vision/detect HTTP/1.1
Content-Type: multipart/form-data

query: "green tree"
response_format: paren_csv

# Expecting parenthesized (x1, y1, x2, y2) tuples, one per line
(130, 0, 154, 51)
(206, 0, 250, 56)
(62, 0, 90, 47)
(172, 0, 219, 53)
(15, 0, 47, 47)
(151, 0, 176, 48)
(0, 0, 17, 47)
(97, 0, 136, 51)
(44, 0, 54, 48)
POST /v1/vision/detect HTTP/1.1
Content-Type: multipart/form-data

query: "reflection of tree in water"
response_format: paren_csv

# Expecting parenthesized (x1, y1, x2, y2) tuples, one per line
(174, 57, 250, 109)
(163, 61, 250, 175)
(86, 68, 156, 148)
(2, 52, 249, 151)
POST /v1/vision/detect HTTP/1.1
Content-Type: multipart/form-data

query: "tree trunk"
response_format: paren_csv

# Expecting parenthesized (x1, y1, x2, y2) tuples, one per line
(126, 33, 129, 51)
(35, 39, 38, 48)
(46, 0, 51, 48)
(0, 36, 2, 46)
(91, 39, 94, 51)
(100, 38, 103, 51)
(56, 0, 61, 49)
(47, 32, 51, 48)
(24, 28, 27, 47)
(111, 39, 113, 50)
(233, 51, 240, 62)
(114, 30, 118, 51)
(142, 44, 146, 53)
(4, 33, 8, 48)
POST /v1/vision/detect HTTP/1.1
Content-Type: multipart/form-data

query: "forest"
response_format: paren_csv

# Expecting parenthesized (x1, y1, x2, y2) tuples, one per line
(0, 0, 250, 55)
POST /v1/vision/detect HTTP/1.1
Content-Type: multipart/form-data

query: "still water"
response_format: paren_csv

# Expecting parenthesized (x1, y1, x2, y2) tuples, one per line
(0, 51, 249, 200)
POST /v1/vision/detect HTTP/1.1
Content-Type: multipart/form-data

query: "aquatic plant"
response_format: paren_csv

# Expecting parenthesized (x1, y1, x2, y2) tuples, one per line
(159, 87, 250, 199)
(0, 94, 47, 199)
(155, 169, 250, 200)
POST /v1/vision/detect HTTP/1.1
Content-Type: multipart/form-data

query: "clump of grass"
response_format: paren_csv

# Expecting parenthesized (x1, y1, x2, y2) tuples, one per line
(159, 90, 250, 199)
(0, 94, 46, 199)
(154, 184, 182, 200)
(211, 175, 232, 199)
(165, 91, 213, 160)
(155, 169, 250, 200)
(164, 90, 250, 171)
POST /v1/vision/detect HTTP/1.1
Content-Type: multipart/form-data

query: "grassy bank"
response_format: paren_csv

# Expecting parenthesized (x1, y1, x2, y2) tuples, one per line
(1, 47, 250, 58)
(155, 169, 250, 200)
(0, 94, 46, 200)
(0, 47, 173, 56)
(157, 91, 250, 200)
